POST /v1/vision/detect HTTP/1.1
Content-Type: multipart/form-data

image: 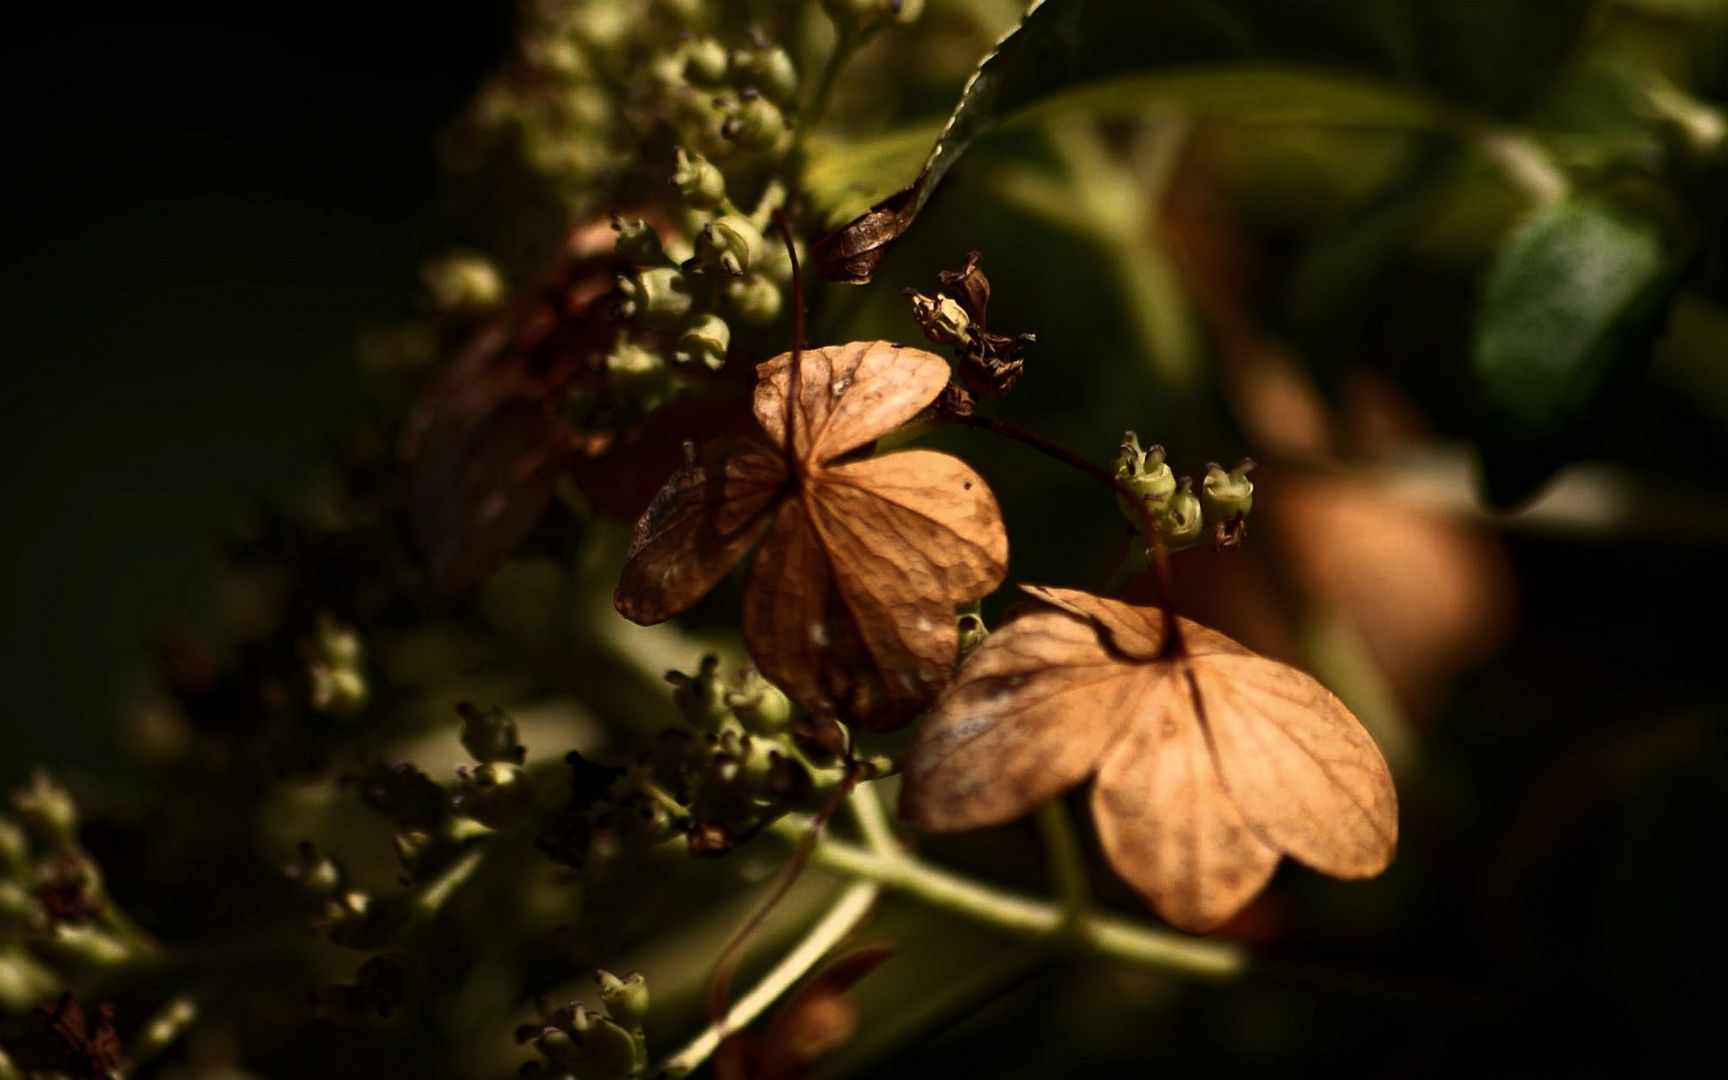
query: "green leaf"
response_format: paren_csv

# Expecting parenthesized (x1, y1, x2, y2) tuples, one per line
(1472, 199, 1677, 506)
(810, 0, 1596, 282)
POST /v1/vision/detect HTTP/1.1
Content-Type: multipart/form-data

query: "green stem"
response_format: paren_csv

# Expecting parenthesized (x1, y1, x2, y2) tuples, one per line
(848, 779, 900, 856)
(770, 817, 1243, 980)
(1035, 801, 1090, 932)
(657, 880, 881, 1077)
(414, 843, 487, 916)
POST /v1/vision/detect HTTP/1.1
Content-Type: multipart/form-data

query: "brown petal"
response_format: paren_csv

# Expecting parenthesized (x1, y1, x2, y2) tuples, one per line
(1092, 669, 1281, 933)
(1195, 653, 1399, 878)
(820, 451, 1008, 603)
(742, 497, 890, 724)
(754, 342, 951, 465)
(613, 438, 786, 624)
(900, 608, 1138, 830)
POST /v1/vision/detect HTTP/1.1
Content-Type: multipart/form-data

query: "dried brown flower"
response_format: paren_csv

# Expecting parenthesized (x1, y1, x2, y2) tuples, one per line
(615, 341, 1008, 730)
(900, 586, 1398, 932)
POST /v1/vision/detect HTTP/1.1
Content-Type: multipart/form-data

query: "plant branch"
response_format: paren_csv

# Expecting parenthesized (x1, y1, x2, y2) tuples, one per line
(770, 816, 1243, 980)
(1036, 801, 1090, 932)
(657, 880, 881, 1077)
(848, 778, 900, 856)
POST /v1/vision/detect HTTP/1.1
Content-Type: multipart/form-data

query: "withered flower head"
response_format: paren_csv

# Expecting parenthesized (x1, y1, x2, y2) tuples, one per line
(900, 586, 1398, 932)
(614, 341, 1008, 730)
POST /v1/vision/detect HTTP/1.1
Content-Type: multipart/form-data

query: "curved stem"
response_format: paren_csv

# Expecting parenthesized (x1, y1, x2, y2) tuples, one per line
(849, 780, 900, 856)
(771, 816, 1243, 980)
(658, 880, 881, 1077)
(1035, 801, 1090, 932)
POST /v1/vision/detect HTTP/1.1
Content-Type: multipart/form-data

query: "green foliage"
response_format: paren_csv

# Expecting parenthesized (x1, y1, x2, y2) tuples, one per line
(1473, 199, 1676, 505)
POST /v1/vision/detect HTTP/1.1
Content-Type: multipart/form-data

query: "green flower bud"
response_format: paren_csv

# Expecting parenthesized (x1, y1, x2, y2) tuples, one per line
(667, 655, 730, 730)
(724, 273, 782, 325)
(731, 42, 797, 103)
(0, 881, 44, 934)
(308, 618, 368, 717)
(696, 213, 764, 277)
(595, 969, 650, 1029)
(454, 763, 537, 830)
(721, 92, 789, 155)
(957, 611, 988, 655)
(0, 816, 28, 878)
(672, 148, 727, 210)
(457, 701, 527, 765)
(908, 289, 973, 349)
(725, 668, 791, 735)
(1157, 477, 1205, 551)
(1201, 459, 1255, 521)
(421, 251, 503, 313)
(683, 37, 729, 84)
(611, 215, 668, 266)
(286, 841, 344, 898)
(617, 267, 694, 330)
(675, 313, 730, 371)
(538, 1005, 643, 1079)
(613, 791, 681, 846)
(11, 770, 77, 850)
(319, 889, 397, 950)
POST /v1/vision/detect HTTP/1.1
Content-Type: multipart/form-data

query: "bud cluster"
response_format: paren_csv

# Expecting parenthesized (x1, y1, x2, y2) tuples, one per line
(517, 971, 650, 1080)
(1, 772, 147, 1003)
(1115, 432, 1256, 553)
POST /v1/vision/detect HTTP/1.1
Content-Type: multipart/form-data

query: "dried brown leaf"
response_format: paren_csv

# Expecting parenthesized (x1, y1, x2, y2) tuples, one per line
(615, 342, 1008, 730)
(901, 586, 1397, 932)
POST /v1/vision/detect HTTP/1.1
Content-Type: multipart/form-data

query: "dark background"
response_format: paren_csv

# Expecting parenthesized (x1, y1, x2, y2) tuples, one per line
(1, 4, 510, 781)
(5, 4, 1728, 1075)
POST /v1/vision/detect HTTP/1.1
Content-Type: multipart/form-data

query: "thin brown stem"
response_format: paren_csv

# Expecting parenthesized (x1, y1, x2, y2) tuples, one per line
(772, 209, 808, 483)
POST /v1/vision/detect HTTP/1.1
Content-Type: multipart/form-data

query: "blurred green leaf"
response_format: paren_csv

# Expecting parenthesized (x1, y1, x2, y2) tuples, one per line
(1472, 199, 1677, 505)
(811, 0, 1597, 282)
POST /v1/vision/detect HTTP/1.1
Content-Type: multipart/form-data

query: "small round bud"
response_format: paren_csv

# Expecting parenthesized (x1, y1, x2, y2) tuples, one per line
(721, 93, 789, 155)
(11, 770, 77, 850)
(957, 611, 988, 655)
(604, 341, 667, 385)
(671, 148, 727, 210)
(725, 668, 791, 735)
(596, 969, 650, 1029)
(1157, 478, 1205, 551)
(286, 841, 344, 898)
(675, 313, 730, 371)
(308, 618, 368, 717)
(730, 43, 797, 103)
(458, 702, 527, 765)
(0, 880, 44, 933)
(421, 251, 503, 313)
(1201, 459, 1255, 521)
(908, 290, 973, 349)
(454, 763, 537, 830)
(610, 215, 668, 266)
(724, 273, 782, 325)
(696, 214, 764, 277)
(616, 267, 694, 330)
(667, 655, 730, 730)
(0, 815, 29, 877)
(683, 37, 729, 84)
